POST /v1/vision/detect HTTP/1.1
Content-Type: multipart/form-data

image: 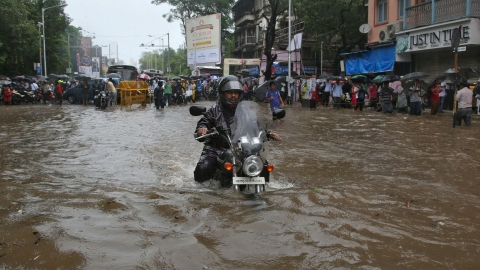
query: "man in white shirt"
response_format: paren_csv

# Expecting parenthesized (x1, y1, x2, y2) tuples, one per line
(322, 79, 332, 107)
(438, 81, 447, 113)
(455, 81, 473, 126)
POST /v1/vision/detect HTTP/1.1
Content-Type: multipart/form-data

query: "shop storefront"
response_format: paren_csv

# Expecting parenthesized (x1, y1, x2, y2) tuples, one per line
(396, 18, 480, 78)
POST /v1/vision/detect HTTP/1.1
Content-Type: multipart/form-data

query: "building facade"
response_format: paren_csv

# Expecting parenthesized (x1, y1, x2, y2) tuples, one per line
(231, 0, 318, 78)
(362, 0, 480, 78)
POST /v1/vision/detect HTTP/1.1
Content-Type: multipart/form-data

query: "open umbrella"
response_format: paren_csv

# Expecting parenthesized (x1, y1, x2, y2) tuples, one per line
(106, 73, 122, 79)
(255, 80, 282, 101)
(316, 74, 330, 79)
(172, 77, 181, 81)
(56, 74, 69, 79)
(426, 74, 447, 88)
(372, 75, 385, 83)
(0, 80, 12, 85)
(351, 74, 371, 83)
(180, 75, 190, 80)
(401, 72, 429, 81)
(74, 74, 91, 80)
(0, 75, 10, 81)
(138, 73, 150, 80)
(404, 79, 428, 91)
(380, 75, 400, 83)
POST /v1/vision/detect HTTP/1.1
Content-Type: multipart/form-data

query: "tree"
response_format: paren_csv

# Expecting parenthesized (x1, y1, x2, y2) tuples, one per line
(262, 0, 288, 81)
(295, 0, 368, 75)
(0, 0, 71, 75)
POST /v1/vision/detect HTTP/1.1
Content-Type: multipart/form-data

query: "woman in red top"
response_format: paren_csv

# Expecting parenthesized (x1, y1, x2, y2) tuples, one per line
(55, 80, 63, 106)
(429, 79, 441, 115)
(3, 86, 12, 105)
(368, 83, 378, 109)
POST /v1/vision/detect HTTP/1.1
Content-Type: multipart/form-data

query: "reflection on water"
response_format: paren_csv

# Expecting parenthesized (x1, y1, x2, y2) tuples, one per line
(1, 103, 480, 269)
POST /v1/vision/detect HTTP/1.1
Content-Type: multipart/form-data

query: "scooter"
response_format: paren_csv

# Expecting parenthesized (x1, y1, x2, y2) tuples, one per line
(190, 102, 286, 193)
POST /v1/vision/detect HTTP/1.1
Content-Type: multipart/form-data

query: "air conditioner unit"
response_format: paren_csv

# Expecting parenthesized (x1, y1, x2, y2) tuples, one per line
(386, 22, 404, 39)
(379, 29, 390, 42)
(258, 22, 266, 31)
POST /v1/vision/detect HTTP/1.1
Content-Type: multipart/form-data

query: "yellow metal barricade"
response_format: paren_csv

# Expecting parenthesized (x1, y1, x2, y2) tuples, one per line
(116, 81, 150, 110)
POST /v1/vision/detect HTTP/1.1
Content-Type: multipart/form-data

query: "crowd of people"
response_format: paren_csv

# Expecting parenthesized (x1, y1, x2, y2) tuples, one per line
(311, 76, 480, 126)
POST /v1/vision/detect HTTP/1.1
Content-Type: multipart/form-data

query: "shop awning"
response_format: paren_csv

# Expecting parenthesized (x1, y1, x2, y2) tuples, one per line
(344, 45, 395, 75)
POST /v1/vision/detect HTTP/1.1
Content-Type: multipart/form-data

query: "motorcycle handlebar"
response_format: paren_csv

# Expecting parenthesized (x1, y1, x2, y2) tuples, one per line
(195, 128, 219, 140)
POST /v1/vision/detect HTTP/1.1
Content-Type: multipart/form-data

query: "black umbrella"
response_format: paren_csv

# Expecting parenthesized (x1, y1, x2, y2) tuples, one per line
(74, 74, 92, 80)
(350, 74, 371, 83)
(180, 75, 190, 80)
(404, 79, 428, 91)
(401, 72, 429, 81)
(426, 74, 447, 88)
(0, 75, 10, 80)
(380, 75, 400, 83)
(106, 73, 122, 79)
(275, 76, 287, 82)
(55, 74, 69, 80)
(255, 80, 282, 101)
(316, 74, 330, 79)
(172, 77, 181, 81)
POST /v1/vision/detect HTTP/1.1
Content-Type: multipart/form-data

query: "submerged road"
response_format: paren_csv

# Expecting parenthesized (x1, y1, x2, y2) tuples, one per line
(1, 102, 479, 269)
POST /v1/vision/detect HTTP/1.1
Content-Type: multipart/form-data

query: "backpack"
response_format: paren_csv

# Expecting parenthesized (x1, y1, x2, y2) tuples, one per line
(358, 90, 365, 100)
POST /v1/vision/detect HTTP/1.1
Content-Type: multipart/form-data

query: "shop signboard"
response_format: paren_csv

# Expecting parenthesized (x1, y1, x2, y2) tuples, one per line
(396, 18, 480, 53)
(186, 13, 221, 65)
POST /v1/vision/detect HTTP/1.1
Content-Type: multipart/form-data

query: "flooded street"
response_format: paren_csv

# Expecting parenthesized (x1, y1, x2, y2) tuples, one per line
(1, 101, 480, 269)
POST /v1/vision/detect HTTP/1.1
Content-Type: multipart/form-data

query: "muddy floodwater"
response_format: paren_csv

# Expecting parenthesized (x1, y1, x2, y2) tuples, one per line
(1, 102, 480, 269)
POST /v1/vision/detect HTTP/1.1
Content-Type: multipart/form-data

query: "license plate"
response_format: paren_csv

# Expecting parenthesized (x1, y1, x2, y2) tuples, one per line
(233, 177, 265, 185)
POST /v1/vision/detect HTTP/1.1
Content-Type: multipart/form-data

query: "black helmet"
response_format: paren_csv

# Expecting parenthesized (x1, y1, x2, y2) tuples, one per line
(218, 75, 243, 109)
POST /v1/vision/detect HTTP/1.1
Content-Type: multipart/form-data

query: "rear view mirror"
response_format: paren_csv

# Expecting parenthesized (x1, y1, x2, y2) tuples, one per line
(272, 109, 286, 120)
(189, 105, 207, 116)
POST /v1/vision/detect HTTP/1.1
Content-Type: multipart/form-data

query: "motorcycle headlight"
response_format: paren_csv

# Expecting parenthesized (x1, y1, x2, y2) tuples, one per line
(242, 155, 264, 177)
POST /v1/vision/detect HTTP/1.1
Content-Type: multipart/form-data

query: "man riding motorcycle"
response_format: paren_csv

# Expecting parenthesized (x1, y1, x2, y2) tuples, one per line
(193, 75, 281, 183)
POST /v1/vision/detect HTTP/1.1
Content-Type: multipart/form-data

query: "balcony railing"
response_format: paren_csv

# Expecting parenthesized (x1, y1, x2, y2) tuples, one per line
(405, 0, 480, 29)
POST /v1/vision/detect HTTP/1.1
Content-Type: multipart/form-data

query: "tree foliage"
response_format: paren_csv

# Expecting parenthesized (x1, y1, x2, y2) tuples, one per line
(295, 0, 368, 75)
(139, 47, 191, 76)
(0, 0, 71, 76)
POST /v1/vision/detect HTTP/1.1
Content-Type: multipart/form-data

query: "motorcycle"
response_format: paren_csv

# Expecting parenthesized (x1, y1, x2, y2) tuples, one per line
(11, 90, 26, 105)
(190, 102, 286, 193)
(94, 90, 108, 109)
(37, 90, 56, 104)
(207, 86, 218, 101)
(173, 89, 187, 105)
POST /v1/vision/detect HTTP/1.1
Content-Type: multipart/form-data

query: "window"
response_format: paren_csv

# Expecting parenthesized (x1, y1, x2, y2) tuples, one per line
(377, 0, 388, 23)
(398, 0, 411, 18)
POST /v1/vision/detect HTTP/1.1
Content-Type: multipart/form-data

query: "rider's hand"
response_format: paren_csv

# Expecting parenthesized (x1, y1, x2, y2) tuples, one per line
(197, 127, 208, 137)
(268, 132, 282, 141)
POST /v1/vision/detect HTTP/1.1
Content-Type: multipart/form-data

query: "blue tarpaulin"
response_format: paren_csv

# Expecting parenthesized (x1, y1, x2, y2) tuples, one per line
(345, 45, 395, 75)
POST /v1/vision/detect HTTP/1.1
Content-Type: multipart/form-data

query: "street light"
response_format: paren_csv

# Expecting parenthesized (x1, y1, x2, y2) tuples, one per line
(37, 22, 43, 75)
(148, 33, 169, 73)
(42, 3, 68, 76)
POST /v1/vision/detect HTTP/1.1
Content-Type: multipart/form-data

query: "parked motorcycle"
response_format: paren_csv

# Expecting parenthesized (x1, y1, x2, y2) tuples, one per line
(37, 90, 55, 104)
(94, 90, 108, 109)
(190, 102, 286, 193)
(11, 90, 26, 105)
